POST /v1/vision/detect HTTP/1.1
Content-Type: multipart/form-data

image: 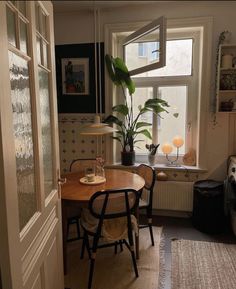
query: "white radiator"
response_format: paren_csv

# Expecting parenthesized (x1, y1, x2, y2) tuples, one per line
(152, 181, 194, 212)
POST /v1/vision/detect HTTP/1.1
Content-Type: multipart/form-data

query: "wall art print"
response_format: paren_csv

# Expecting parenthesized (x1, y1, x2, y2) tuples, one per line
(61, 58, 89, 95)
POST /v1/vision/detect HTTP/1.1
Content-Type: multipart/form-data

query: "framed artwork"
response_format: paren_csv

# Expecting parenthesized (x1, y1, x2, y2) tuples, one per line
(55, 43, 105, 113)
(61, 58, 89, 95)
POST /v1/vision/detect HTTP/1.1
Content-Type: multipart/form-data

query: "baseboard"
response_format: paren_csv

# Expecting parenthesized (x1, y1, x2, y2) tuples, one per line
(151, 209, 192, 218)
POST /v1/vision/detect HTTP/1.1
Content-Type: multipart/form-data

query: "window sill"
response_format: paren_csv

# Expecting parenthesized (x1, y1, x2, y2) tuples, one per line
(105, 162, 207, 173)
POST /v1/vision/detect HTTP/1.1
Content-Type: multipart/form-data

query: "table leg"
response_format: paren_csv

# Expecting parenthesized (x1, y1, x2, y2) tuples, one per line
(62, 201, 68, 274)
(135, 206, 139, 259)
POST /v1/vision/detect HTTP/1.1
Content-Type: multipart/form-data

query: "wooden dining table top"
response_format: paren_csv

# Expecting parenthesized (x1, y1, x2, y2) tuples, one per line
(61, 168, 145, 202)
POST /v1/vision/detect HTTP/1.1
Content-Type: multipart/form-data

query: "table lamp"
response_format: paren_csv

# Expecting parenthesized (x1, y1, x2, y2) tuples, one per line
(161, 136, 184, 167)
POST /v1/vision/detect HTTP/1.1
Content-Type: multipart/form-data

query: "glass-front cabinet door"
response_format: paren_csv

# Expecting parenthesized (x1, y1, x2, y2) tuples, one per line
(0, 2, 63, 289)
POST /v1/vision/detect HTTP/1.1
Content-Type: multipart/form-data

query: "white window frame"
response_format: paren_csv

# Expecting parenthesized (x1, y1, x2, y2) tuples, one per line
(104, 17, 213, 169)
(123, 16, 166, 76)
(132, 31, 199, 164)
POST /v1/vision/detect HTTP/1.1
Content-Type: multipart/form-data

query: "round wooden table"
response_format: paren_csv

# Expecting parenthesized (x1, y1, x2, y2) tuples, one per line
(61, 169, 145, 202)
(61, 169, 145, 273)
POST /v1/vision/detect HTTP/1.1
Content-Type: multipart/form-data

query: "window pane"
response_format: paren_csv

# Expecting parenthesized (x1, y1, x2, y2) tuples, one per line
(158, 86, 187, 155)
(124, 17, 165, 76)
(36, 36, 41, 64)
(19, 1, 26, 17)
(10, 1, 16, 6)
(7, 7, 16, 47)
(131, 87, 153, 154)
(135, 39, 193, 77)
(38, 68, 54, 198)
(9, 51, 37, 231)
(35, 3, 40, 32)
(126, 41, 160, 71)
(39, 8, 47, 38)
(42, 40, 48, 67)
(20, 19, 27, 54)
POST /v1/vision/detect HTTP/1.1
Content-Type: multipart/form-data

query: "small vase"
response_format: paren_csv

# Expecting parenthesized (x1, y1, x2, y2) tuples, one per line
(148, 154, 156, 166)
(96, 166, 105, 178)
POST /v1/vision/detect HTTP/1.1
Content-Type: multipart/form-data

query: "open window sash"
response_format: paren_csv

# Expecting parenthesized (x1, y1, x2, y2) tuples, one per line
(123, 16, 166, 76)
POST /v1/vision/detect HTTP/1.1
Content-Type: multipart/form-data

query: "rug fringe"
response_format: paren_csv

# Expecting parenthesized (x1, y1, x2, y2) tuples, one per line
(158, 229, 166, 289)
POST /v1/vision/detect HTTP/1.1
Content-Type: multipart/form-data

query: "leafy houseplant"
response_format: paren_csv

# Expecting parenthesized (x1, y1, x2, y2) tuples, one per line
(104, 54, 174, 165)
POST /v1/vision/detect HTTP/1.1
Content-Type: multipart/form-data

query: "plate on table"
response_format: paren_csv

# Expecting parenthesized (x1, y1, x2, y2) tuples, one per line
(79, 176, 106, 185)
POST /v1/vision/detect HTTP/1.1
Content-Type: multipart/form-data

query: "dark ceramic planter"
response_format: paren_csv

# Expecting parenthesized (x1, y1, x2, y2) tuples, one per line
(121, 151, 135, 166)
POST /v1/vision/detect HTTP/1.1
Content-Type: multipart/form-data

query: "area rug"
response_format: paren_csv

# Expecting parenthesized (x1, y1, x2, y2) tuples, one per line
(65, 227, 164, 289)
(172, 239, 236, 289)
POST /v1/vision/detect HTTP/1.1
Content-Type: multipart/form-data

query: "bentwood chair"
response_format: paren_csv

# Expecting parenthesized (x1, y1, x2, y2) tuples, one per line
(66, 158, 96, 242)
(80, 188, 139, 289)
(136, 164, 156, 246)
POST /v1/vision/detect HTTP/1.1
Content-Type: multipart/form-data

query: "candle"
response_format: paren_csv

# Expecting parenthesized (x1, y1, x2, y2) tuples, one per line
(173, 136, 184, 148)
(161, 143, 173, 154)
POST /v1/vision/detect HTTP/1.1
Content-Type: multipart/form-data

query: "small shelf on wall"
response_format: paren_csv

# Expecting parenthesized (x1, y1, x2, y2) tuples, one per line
(220, 68, 236, 71)
(219, 90, 236, 93)
(216, 44, 236, 113)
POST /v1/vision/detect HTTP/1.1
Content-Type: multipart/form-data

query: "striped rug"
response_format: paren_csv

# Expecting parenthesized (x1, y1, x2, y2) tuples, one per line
(172, 239, 236, 289)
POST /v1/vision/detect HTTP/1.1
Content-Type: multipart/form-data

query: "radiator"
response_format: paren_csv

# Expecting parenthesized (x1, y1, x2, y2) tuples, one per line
(152, 181, 194, 212)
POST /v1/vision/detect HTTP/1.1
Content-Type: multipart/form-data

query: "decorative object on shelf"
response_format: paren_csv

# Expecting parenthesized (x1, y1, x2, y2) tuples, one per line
(220, 31, 231, 44)
(233, 56, 236, 68)
(104, 55, 177, 166)
(161, 136, 184, 167)
(213, 31, 231, 121)
(157, 171, 168, 181)
(214, 31, 236, 115)
(146, 143, 160, 166)
(183, 148, 196, 166)
(221, 54, 233, 69)
(220, 99, 234, 111)
(220, 73, 236, 90)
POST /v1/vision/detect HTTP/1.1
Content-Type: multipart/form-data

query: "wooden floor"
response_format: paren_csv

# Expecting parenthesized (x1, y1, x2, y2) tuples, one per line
(65, 215, 236, 289)
(146, 215, 236, 289)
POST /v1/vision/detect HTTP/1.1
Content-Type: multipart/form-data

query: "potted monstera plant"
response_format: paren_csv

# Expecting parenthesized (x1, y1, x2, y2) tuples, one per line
(104, 54, 174, 165)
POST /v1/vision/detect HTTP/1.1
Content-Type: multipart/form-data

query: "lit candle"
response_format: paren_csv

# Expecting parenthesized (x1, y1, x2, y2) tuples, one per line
(162, 143, 173, 154)
(172, 136, 184, 148)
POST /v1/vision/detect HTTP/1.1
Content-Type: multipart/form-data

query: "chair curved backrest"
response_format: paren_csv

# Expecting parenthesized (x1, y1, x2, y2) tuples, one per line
(70, 158, 96, 173)
(136, 164, 156, 207)
(89, 189, 139, 220)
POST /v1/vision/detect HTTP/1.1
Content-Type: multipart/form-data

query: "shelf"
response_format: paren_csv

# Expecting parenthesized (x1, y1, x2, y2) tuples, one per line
(216, 44, 236, 113)
(220, 68, 236, 72)
(218, 111, 236, 114)
(219, 90, 236, 93)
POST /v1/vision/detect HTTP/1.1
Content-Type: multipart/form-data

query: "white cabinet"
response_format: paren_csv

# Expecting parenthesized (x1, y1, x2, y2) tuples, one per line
(216, 44, 236, 113)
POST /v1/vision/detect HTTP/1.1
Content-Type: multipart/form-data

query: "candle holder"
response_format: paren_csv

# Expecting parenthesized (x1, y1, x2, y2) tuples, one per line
(161, 136, 184, 167)
(165, 146, 181, 167)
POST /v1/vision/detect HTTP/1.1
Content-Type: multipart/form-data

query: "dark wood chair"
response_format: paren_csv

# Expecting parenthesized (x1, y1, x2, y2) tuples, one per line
(67, 158, 96, 242)
(80, 188, 139, 289)
(136, 164, 156, 246)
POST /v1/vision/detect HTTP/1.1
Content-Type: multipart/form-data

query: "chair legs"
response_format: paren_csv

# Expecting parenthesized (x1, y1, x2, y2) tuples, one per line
(148, 221, 154, 246)
(127, 227, 139, 277)
(80, 231, 91, 259)
(147, 208, 154, 246)
(67, 217, 81, 242)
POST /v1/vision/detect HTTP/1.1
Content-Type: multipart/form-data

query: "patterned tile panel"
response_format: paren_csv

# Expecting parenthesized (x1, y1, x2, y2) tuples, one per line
(58, 114, 106, 173)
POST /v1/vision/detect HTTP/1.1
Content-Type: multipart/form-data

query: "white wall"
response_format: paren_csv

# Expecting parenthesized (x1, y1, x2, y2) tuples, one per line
(54, 1, 236, 180)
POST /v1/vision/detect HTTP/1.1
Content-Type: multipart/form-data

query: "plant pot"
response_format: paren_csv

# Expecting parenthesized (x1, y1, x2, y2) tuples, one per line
(148, 154, 156, 166)
(121, 151, 135, 166)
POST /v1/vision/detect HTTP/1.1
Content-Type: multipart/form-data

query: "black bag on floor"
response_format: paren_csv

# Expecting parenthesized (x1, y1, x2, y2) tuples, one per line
(192, 180, 226, 234)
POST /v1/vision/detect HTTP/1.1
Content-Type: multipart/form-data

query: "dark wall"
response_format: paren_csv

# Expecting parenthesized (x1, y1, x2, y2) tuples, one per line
(55, 43, 105, 113)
